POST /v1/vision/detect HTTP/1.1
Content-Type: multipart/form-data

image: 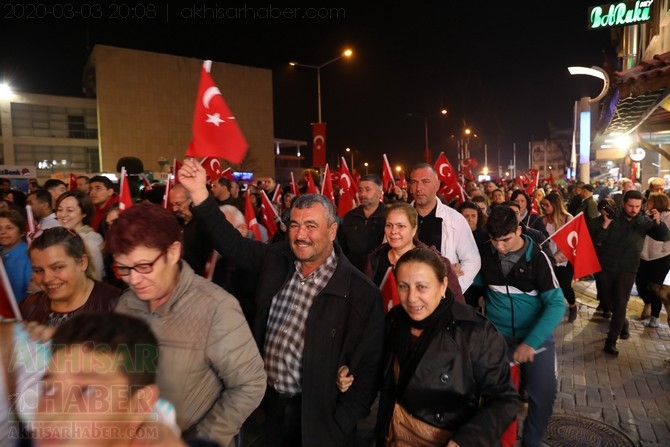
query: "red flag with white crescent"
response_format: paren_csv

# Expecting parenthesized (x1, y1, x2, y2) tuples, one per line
(548, 212, 601, 279)
(186, 60, 248, 163)
(339, 158, 357, 195)
(244, 192, 262, 241)
(118, 167, 133, 212)
(260, 190, 279, 240)
(397, 173, 407, 190)
(382, 154, 395, 193)
(526, 169, 539, 195)
(312, 122, 326, 168)
(321, 164, 335, 205)
(200, 156, 223, 183)
(380, 266, 400, 314)
(272, 185, 283, 207)
(434, 152, 464, 204)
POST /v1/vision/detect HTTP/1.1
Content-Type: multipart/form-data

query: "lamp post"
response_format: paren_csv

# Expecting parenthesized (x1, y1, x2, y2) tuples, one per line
(407, 109, 447, 164)
(345, 147, 354, 171)
(568, 66, 609, 183)
(364, 162, 369, 175)
(289, 49, 353, 123)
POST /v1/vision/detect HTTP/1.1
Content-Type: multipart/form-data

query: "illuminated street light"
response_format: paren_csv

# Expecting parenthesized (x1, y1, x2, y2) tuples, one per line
(407, 109, 448, 164)
(363, 162, 369, 174)
(289, 48, 353, 123)
(345, 147, 354, 171)
(0, 83, 12, 99)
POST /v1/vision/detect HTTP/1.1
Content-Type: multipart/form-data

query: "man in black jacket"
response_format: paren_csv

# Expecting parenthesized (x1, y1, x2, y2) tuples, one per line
(592, 190, 670, 355)
(178, 159, 384, 447)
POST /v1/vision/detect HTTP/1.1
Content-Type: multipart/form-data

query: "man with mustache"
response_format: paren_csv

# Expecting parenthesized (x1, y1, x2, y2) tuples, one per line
(178, 159, 384, 447)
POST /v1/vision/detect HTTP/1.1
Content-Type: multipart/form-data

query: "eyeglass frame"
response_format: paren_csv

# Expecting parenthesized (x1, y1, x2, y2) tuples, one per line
(113, 251, 167, 277)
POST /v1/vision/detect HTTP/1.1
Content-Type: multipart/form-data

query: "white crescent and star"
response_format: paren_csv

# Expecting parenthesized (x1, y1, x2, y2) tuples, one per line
(438, 163, 448, 178)
(202, 86, 237, 127)
(340, 174, 352, 191)
(210, 158, 222, 175)
(313, 135, 325, 149)
(567, 231, 579, 256)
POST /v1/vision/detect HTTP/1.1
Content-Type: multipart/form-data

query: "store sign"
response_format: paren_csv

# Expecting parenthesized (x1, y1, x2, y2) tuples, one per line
(588, 1, 653, 29)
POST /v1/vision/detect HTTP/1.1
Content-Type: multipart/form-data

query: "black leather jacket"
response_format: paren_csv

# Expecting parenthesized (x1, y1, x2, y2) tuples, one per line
(376, 302, 520, 447)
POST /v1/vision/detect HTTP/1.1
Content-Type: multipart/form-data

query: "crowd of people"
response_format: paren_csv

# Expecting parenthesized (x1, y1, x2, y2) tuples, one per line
(1, 165, 669, 447)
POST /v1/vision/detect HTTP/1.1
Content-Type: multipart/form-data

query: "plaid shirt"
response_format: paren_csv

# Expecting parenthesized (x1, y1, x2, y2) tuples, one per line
(264, 248, 338, 394)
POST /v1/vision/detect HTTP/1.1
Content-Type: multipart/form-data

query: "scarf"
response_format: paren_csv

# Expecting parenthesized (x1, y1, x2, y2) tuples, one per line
(390, 291, 454, 398)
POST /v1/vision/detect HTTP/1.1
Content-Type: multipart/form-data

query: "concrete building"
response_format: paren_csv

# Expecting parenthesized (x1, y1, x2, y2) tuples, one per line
(0, 45, 275, 182)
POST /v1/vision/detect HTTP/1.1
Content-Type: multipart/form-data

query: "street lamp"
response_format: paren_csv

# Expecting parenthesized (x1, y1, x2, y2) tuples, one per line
(363, 162, 369, 175)
(289, 48, 353, 123)
(345, 147, 354, 171)
(407, 109, 448, 164)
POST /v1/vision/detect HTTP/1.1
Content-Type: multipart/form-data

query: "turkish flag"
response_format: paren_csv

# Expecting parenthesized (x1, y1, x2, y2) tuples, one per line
(162, 174, 173, 209)
(69, 173, 77, 191)
(173, 159, 183, 185)
(260, 190, 279, 240)
(305, 171, 318, 194)
(312, 122, 326, 167)
(118, 167, 133, 212)
(272, 185, 283, 207)
(397, 173, 407, 190)
(460, 157, 478, 181)
(548, 212, 601, 279)
(337, 159, 357, 218)
(200, 156, 223, 183)
(0, 257, 22, 320)
(220, 167, 234, 181)
(382, 154, 395, 193)
(290, 172, 300, 196)
(321, 164, 335, 205)
(380, 266, 400, 314)
(244, 192, 262, 241)
(186, 60, 248, 163)
(434, 152, 465, 205)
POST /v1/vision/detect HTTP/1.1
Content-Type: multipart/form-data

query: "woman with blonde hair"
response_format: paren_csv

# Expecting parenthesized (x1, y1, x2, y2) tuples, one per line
(541, 192, 578, 322)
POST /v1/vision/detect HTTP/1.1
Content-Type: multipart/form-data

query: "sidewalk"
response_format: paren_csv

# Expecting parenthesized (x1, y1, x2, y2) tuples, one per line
(539, 279, 670, 446)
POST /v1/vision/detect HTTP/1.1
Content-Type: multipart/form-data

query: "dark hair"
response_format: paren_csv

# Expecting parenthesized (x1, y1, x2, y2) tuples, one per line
(28, 189, 52, 208)
(6, 189, 27, 208)
(623, 189, 643, 203)
(76, 175, 90, 183)
(0, 209, 27, 235)
(89, 175, 116, 191)
(30, 226, 86, 260)
(106, 203, 182, 255)
(43, 179, 67, 191)
(486, 206, 520, 238)
(51, 312, 159, 390)
(291, 194, 338, 226)
(457, 201, 485, 229)
(395, 247, 447, 282)
(359, 174, 382, 189)
(215, 177, 232, 189)
(55, 190, 95, 227)
(510, 189, 532, 211)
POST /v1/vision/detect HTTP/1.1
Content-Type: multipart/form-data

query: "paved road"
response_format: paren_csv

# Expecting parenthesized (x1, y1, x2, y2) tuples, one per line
(534, 279, 670, 447)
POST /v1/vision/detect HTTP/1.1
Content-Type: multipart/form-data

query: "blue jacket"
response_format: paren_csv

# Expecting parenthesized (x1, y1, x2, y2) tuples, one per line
(477, 235, 565, 349)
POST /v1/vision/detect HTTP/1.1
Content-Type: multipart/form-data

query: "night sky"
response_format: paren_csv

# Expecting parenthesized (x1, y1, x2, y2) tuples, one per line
(0, 1, 616, 175)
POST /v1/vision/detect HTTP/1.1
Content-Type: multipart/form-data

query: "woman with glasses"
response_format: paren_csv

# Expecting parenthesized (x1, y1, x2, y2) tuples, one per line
(541, 192, 578, 323)
(20, 227, 121, 326)
(55, 190, 105, 281)
(107, 203, 266, 447)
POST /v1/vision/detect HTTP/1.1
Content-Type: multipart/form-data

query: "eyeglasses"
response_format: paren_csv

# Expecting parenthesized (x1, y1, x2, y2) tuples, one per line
(113, 251, 166, 277)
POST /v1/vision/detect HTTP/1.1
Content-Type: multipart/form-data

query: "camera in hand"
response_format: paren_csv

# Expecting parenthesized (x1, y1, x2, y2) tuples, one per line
(602, 204, 616, 219)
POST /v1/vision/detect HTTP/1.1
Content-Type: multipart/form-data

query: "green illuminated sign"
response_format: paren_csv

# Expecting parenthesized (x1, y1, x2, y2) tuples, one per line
(589, 0, 653, 29)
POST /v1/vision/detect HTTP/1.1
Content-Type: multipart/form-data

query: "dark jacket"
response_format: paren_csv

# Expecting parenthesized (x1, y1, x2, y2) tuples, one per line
(191, 195, 385, 447)
(376, 302, 520, 447)
(364, 238, 465, 303)
(591, 211, 670, 273)
(338, 203, 387, 272)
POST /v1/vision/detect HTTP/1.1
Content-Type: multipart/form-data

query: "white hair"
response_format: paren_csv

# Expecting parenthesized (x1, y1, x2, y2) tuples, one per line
(219, 204, 245, 227)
